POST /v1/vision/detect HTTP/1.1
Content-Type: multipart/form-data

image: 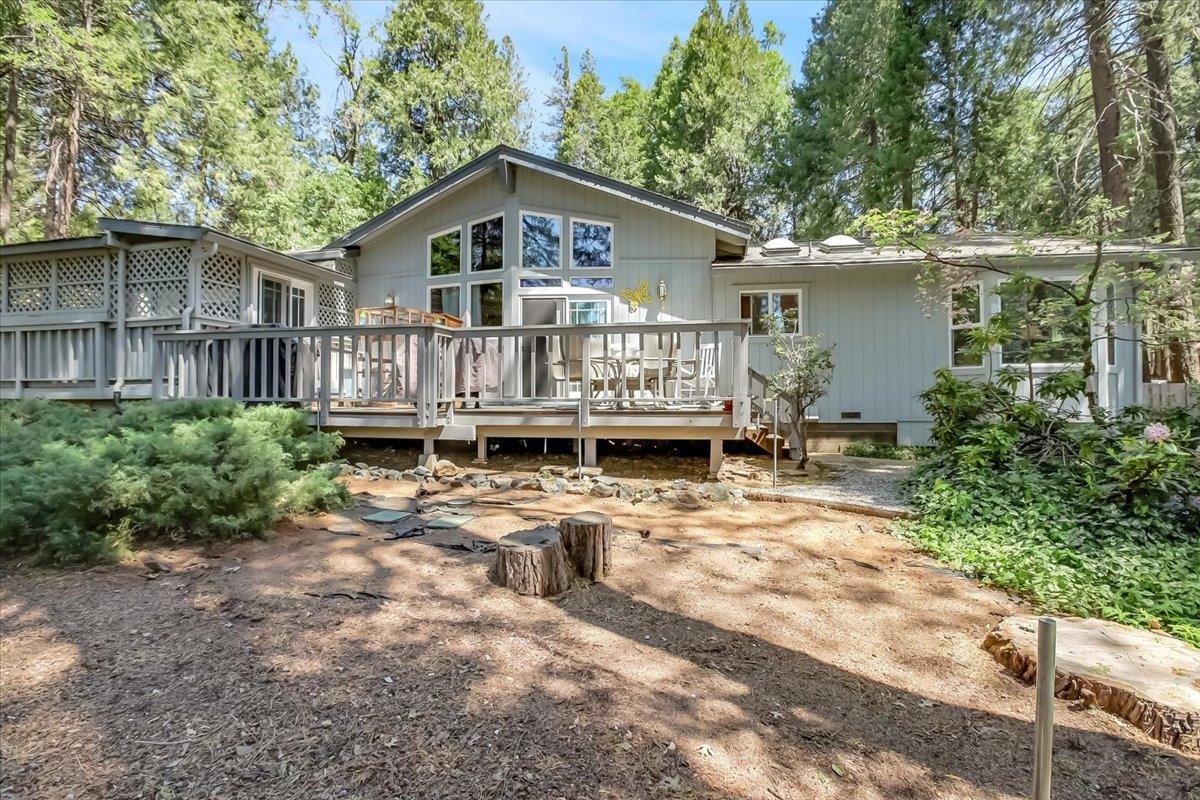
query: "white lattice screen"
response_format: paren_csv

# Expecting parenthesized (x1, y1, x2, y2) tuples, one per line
(200, 251, 243, 321)
(56, 254, 108, 310)
(5, 260, 53, 312)
(317, 282, 354, 325)
(331, 260, 355, 279)
(127, 246, 190, 318)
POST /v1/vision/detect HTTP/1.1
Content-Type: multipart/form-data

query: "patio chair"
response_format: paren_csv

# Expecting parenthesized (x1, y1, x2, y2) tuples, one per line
(549, 334, 619, 400)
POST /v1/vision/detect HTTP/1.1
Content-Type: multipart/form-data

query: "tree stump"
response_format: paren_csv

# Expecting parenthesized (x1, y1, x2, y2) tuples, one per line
(490, 528, 572, 597)
(559, 511, 613, 581)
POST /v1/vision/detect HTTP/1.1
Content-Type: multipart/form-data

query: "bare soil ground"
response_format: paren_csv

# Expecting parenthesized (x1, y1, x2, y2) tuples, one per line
(2, 478, 1196, 800)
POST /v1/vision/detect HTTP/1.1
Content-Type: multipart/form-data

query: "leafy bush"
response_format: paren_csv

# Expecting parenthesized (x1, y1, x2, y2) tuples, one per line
(900, 370, 1200, 646)
(0, 400, 348, 564)
(842, 441, 930, 461)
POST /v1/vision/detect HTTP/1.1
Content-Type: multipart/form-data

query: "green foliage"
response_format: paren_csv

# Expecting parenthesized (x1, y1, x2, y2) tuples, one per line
(0, 400, 348, 565)
(901, 370, 1200, 645)
(764, 316, 834, 468)
(842, 441, 930, 460)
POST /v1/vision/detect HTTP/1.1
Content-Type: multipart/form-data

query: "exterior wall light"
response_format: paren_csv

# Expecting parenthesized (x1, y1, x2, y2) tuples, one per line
(657, 280, 668, 304)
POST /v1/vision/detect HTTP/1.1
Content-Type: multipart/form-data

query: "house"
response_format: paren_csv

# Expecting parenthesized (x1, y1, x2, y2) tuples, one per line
(2, 145, 1196, 469)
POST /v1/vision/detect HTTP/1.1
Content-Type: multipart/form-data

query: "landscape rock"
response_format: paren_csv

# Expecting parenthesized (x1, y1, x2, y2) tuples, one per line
(672, 489, 703, 509)
(434, 460, 459, 478)
(589, 483, 617, 498)
(142, 553, 171, 573)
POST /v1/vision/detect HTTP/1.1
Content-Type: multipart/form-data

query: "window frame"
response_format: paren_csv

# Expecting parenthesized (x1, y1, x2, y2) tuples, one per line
(467, 277, 505, 327)
(738, 288, 803, 337)
(426, 225, 463, 278)
(948, 282, 984, 369)
(251, 266, 314, 327)
(468, 213, 505, 273)
(997, 276, 1086, 368)
(519, 210, 563, 272)
(427, 282, 462, 318)
(569, 217, 615, 270)
(567, 297, 611, 326)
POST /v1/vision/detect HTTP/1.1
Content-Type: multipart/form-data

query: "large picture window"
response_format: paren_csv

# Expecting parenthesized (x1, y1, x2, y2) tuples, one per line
(429, 228, 461, 277)
(521, 213, 561, 270)
(470, 215, 504, 272)
(949, 284, 983, 367)
(999, 279, 1088, 365)
(568, 299, 609, 325)
(739, 290, 801, 336)
(429, 285, 460, 317)
(571, 220, 613, 268)
(471, 282, 504, 326)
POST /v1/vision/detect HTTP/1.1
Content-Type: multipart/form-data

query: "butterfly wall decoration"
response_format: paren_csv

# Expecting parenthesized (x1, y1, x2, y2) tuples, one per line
(620, 279, 652, 312)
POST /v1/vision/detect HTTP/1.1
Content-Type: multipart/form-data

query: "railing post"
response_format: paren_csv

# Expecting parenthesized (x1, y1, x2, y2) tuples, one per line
(581, 332, 593, 423)
(150, 335, 162, 400)
(732, 323, 750, 427)
(318, 335, 331, 425)
(13, 330, 24, 400)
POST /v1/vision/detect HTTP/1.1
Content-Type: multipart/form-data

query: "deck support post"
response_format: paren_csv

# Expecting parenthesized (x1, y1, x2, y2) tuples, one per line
(708, 438, 724, 480)
(422, 434, 436, 457)
(475, 435, 488, 463)
(582, 438, 597, 468)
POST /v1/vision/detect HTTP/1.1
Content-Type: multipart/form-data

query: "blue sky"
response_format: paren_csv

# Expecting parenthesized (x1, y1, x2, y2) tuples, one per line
(267, 0, 824, 152)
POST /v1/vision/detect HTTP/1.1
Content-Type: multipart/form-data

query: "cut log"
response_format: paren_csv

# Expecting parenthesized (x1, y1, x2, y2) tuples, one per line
(490, 528, 572, 597)
(559, 511, 613, 581)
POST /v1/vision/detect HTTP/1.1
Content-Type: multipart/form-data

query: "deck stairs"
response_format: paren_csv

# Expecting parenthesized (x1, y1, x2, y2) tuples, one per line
(746, 367, 793, 456)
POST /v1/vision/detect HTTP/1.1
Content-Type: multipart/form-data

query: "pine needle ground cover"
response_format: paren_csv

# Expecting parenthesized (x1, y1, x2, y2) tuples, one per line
(0, 400, 348, 565)
(899, 371, 1200, 646)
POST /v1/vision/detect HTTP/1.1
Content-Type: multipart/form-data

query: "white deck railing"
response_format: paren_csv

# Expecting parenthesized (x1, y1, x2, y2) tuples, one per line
(151, 321, 751, 428)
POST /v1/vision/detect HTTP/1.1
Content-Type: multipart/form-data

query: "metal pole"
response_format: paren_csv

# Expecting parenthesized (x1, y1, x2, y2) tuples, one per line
(578, 397, 584, 477)
(772, 396, 779, 489)
(1032, 616, 1056, 800)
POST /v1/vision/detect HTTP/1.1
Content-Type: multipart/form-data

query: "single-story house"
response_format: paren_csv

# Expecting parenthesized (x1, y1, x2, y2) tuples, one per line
(2, 145, 1196, 467)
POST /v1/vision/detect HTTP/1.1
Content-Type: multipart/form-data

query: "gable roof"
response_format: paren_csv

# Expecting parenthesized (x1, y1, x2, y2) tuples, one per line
(328, 145, 754, 247)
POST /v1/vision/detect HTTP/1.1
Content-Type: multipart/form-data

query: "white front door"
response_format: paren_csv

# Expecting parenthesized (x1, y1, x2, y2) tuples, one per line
(256, 270, 315, 326)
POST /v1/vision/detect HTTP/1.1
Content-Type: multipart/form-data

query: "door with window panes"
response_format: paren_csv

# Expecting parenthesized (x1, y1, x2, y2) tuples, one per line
(257, 273, 314, 326)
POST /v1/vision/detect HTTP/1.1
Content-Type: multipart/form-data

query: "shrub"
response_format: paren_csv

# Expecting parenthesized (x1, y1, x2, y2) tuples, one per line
(900, 370, 1199, 646)
(842, 441, 930, 461)
(0, 400, 349, 564)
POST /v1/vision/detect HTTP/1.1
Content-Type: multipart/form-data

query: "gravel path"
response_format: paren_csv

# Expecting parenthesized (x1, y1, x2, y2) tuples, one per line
(755, 455, 915, 514)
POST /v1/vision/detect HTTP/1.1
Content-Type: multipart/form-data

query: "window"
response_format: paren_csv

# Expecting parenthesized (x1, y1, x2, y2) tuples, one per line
(429, 228, 461, 277)
(739, 290, 800, 336)
(429, 285, 460, 317)
(571, 220, 613, 268)
(260, 276, 285, 325)
(568, 299, 608, 325)
(470, 215, 503, 272)
(999, 279, 1088, 365)
(471, 282, 504, 326)
(258, 273, 310, 326)
(521, 213, 561, 270)
(570, 276, 613, 289)
(520, 277, 563, 288)
(949, 284, 983, 367)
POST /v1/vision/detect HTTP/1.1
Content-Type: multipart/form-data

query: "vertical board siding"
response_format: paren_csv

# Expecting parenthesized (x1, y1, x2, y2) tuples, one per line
(353, 166, 716, 326)
(713, 265, 944, 424)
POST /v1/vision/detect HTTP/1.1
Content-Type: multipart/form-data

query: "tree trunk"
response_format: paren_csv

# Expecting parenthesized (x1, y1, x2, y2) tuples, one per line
(1140, 0, 1185, 241)
(0, 68, 17, 241)
(490, 528, 572, 597)
(559, 512, 612, 581)
(1083, 0, 1131, 214)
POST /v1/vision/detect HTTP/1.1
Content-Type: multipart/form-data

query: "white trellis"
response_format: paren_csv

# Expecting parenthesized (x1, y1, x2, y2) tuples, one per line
(200, 250, 244, 322)
(126, 245, 190, 318)
(5, 259, 54, 312)
(57, 254, 108, 310)
(318, 282, 354, 325)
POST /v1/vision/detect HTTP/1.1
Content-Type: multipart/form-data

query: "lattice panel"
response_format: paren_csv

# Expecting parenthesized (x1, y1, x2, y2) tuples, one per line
(331, 259, 355, 278)
(127, 246, 190, 318)
(56, 254, 108, 310)
(6, 260, 53, 312)
(317, 282, 354, 326)
(200, 251, 243, 321)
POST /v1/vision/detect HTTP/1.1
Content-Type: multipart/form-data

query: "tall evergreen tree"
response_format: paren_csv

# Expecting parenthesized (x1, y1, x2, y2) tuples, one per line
(644, 0, 791, 227)
(367, 0, 528, 198)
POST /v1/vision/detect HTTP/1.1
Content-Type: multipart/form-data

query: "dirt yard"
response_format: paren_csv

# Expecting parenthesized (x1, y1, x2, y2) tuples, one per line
(2, 477, 1196, 799)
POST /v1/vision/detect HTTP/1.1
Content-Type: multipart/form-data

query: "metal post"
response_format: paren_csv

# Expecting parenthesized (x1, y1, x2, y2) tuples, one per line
(772, 396, 779, 489)
(1032, 616, 1056, 800)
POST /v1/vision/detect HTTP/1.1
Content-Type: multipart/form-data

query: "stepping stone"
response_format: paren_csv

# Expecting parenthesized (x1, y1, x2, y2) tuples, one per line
(361, 509, 410, 524)
(425, 513, 474, 529)
(984, 616, 1200, 753)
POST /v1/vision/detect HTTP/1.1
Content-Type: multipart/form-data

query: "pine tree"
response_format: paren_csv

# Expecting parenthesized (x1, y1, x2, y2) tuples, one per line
(368, 0, 528, 198)
(644, 0, 791, 227)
